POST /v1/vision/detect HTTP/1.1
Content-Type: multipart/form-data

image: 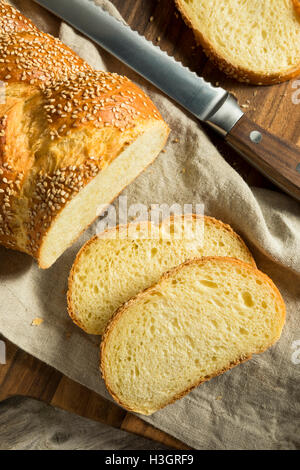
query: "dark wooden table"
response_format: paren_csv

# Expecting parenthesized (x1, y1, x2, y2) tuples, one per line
(0, 0, 299, 450)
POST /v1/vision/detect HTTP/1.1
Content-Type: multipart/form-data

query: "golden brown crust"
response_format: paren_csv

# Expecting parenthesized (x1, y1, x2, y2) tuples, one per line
(100, 256, 286, 415)
(67, 214, 255, 334)
(175, 0, 300, 85)
(0, 1, 167, 265)
(42, 71, 161, 139)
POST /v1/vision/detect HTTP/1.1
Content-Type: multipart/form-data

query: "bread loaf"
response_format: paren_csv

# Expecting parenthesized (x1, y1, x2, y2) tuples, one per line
(68, 215, 255, 335)
(101, 257, 285, 415)
(175, 0, 300, 85)
(0, 1, 169, 268)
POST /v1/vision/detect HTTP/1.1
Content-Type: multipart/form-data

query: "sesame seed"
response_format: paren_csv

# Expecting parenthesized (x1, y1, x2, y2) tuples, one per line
(0, 2, 161, 256)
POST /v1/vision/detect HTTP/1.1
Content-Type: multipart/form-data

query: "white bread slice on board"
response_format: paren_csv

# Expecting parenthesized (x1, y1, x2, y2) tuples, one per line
(101, 257, 286, 415)
(175, 0, 300, 85)
(68, 215, 255, 335)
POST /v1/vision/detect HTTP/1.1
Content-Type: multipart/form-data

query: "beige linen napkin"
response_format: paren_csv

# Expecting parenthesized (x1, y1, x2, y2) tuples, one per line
(0, 0, 299, 450)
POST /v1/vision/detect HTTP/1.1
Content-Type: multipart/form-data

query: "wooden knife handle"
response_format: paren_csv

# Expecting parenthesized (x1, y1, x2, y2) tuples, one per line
(226, 114, 300, 201)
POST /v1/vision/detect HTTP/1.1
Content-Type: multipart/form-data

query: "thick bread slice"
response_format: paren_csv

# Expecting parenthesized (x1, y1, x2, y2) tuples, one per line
(68, 215, 255, 335)
(175, 0, 300, 85)
(101, 257, 286, 415)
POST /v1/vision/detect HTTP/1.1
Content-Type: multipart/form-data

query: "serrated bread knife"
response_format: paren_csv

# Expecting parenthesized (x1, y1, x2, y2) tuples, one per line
(34, 0, 300, 201)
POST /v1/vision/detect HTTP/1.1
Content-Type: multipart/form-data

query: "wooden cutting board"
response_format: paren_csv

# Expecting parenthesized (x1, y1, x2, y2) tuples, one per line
(0, 0, 299, 449)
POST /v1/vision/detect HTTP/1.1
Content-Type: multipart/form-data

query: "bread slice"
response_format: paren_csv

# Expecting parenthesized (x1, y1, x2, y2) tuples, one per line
(175, 0, 300, 85)
(68, 215, 255, 335)
(101, 257, 285, 415)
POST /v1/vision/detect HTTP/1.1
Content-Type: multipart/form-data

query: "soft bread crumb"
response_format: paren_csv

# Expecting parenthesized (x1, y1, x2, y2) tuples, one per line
(68, 215, 255, 335)
(293, 0, 300, 18)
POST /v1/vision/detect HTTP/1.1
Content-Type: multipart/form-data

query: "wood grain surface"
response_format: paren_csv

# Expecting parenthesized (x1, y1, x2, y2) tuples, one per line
(227, 114, 300, 200)
(0, 0, 299, 450)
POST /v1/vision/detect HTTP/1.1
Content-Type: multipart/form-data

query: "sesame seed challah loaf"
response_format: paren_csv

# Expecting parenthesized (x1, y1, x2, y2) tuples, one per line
(101, 257, 285, 415)
(0, 1, 169, 268)
(175, 0, 300, 85)
(68, 215, 255, 335)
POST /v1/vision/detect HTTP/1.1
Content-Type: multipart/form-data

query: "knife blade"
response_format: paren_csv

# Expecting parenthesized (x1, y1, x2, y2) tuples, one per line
(33, 0, 300, 201)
